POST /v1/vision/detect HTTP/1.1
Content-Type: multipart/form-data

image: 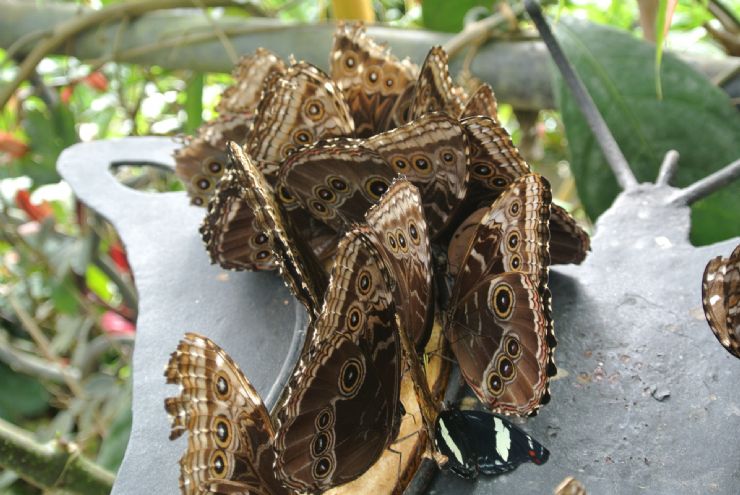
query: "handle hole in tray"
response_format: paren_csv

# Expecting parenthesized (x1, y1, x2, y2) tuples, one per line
(110, 161, 183, 194)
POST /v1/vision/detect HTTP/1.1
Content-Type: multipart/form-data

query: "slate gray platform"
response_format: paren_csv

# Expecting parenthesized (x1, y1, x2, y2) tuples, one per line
(58, 137, 739, 494)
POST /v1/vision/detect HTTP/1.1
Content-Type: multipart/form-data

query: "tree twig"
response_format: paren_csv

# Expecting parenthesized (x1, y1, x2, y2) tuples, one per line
(0, 0, 244, 109)
(655, 149, 680, 186)
(443, 3, 526, 59)
(0, 417, 114, 495)
(524, 0, 638, 191)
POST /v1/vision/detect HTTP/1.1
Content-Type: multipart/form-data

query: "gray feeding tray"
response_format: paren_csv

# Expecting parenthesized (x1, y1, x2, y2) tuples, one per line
(57, 137, 739, 494)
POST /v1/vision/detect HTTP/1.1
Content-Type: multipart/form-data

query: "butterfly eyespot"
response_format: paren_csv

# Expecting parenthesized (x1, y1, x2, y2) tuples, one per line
(510, 255, 522, 271)
(396, 230, 408, 252)
(315, 186, 336, 203)
(347, 307, 363, 331)
(344, 54, 356, 69)
(328, 176, 348, 191)
(254, 233, 268, 245)
(315, 408, 334, 430)
(412, 155, 431, 174)
(357, 270, 372, 295)
(507, 232, 519, 250)
(294, 129, 313, 144)
(214, 372, 230, 399)
(206, 161, 223, 174)
(439, 148, 456, 163)
(392, 157, 409, 171)
(311, 201, 328, 215)
(282, 145, 297, 158)
(493, 176, 508, 188)
(486, 372, 504, 396)
(305, 99, 325, 120)
(365, 177, 389, 200)
(509, 201, 521, 215)
(385, 78, 394, 87)
(473, 163, 493, 178)
(193, 176, 212, 191)
(312, 431, 331, 457)
(491, 283, 514, 320)
(278, 186, 294, 204)
(505, 336, 521, 358)
(387, 233, 398, 251)
(256, 250, 271, 260)
(214, 417, 230, 447)
(209, 450, 227, 478)
(408, 222, 419, 244)
(192, 196, 205, 206)
(367, 68, 379, 84)
(313, 456, 333, 480)
(338, 357, 365, 397)
(498, 356, 515, 380)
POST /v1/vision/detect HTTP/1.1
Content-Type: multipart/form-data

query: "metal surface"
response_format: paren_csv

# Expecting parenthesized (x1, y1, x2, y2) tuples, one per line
(58, 138, 740, 494)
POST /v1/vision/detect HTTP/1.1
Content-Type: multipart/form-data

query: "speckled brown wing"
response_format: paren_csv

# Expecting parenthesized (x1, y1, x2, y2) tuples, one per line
(200, 165, 276, 271)
(446, 174, 555, 416)
(330, 23, 419, 137)
(217, 48, 286, 115)
(274, 227, 401, 493)
(702, 243, 740, 359)
(248, 62, 355, 179)
(175, 113, 252, 207)
(365, 179, 433, 349)
(410, 46, 467, 120)
(460, 115, 590, 265)
(363, 113, 469, 238)
(460, 83, 498, 120)
(226, 142, 327, 321)
(276, 139, 396, 233)
(164, 333, 289, 495)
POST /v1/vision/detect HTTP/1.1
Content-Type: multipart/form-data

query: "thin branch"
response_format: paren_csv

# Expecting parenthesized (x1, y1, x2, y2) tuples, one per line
(524, 0, 639, 191)
(655, 149, 680, 186)
(443, 3, 526, 59)
(192, 0, 240, 65)
(0, 0, 244, 109)
(667, 158, 740, 206)
(0, 417, 114, 495)
(0, 328, 81, 385)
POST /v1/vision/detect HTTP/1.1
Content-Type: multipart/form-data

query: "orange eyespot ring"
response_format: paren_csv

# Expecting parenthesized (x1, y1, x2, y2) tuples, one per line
(213, 416, 231, 448)
(439, 148, 456, 163)
(391, 156, 409, 171)
(213, 371, 230, 399)
(282, 145, 297, 159)
(357, 270, 372, 295)
(396, 229, 408, 253)
(509, 200, 521, 216)
(486, 372, 504, 397)
(497, 355, 515, 380)
(365, 177, 389, 200)
(505, 335, 521, 359)
(278, 185, 295, 204)
(192, 175, 212, 192)
(304, 99, 325, 121)
(315, 407, 334, 430)
(338, 357, 365, 397)
(366, 65, 381, 85)
(506, 232, 519, 251)
(294, 129, 313, 145)
(347, 306, 363, 331)
(386, 232, 398, 252)
(343, 52, 357, 70)
(209, 450, 228, 478)
(314, 186, 336, 204)
(311, 431, 332, 457)
(491, 283, 514, 320)
(492, 176, 508, 188)
(411, 154, 432, 175)
(408, 222, 420, 245)
(509, 254, 522, 271)
(472, 162, 493, 178)
(205, 160, 223, 174)
(312, 456, 333, 480)
(327, 176, 348, 192)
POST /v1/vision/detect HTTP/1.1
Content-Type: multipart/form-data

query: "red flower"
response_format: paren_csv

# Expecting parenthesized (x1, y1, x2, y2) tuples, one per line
(83, 72, 109, 92)
(60, 85, 75, 105)
(101, 311, 136, 336)
(0, 131, 28, 159)
(108, 242, 131, 273)
(15, 190, 54, 221)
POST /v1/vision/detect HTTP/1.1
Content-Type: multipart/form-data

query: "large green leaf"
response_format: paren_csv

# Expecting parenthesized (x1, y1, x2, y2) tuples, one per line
(0, 362, 50, 422)
(555, 18, 740, 245)
(422, 0, 490, 33)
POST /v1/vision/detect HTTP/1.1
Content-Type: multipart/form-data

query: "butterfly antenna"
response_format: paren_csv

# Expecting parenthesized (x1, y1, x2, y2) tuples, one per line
(524, 0, 638, 191)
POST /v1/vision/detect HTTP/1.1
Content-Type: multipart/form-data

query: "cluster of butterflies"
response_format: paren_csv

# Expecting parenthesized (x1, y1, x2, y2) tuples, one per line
(167, 24, 594, 494)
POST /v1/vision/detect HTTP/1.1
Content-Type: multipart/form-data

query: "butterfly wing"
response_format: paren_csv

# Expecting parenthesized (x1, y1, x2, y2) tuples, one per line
(227, 143, 327, 320)
(410, 46, 467, 120)
(702, 244, 740, 358)
(363, 113, 470, 238)
(461, 116, 589, 265)
(365, 179, 434, 349)
(165, 333, 288, 495)
(274, 228, 401, 492)
(330, 23, 418, 136)
(217, 48, 286, 115)
(460, 83, 498, 120)
(447, 174, 555, 416)
(248, 62, 355, 179)
(277, 140, 396, 232)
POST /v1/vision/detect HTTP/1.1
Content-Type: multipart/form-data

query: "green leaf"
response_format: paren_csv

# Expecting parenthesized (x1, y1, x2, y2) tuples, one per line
(184, 73, 204, 135)
(555, 18, 740, 245)
(50, 278, 79, 315)
(0, 362, 50, 422)
(421, 0, 489, 32)
(85, 264, 112, 303)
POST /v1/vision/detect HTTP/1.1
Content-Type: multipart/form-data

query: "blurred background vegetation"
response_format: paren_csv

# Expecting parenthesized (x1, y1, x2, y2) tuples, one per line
(0, 0, 738, 493)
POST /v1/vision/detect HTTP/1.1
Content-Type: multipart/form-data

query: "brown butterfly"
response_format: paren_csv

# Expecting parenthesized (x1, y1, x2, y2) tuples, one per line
(201, 61, 353, 271)
(445, 173, 555, 416)
(702, 243, 740, 358)
(330, 22, 419, 137)
(175, 49, 285, 206)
